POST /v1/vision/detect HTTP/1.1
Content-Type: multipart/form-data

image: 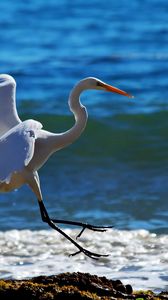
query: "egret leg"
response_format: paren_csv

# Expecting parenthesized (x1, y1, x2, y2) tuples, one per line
(38, 199, 109, 259)
(29, 173, 110, 259)
(38, 200, 112, 238)
(51, 220, 112, 239)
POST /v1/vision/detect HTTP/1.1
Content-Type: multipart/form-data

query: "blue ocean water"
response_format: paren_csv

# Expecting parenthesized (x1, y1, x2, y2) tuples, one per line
(0, 0, 168, 231)
(0, 0, 168, 289)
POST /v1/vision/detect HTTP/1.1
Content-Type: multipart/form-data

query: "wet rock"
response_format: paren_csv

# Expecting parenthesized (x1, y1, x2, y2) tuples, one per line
(0, 272, 167, 299)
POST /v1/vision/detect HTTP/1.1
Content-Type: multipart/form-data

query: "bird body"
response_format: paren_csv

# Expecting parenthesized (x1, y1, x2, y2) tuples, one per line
(0, 74, 132, 258)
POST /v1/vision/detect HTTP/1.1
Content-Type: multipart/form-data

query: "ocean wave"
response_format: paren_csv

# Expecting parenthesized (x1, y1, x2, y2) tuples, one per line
(0, 228, 167, 291)
(21, 110, 168, 164)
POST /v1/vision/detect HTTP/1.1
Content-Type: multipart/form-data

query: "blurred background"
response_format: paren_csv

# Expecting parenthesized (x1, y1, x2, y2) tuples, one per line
(0, 0, 168, 234)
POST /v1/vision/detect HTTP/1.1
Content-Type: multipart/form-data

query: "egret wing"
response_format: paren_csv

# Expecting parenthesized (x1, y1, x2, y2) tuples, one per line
(0, 75, 21, 137)
(0, 119, 42, 183)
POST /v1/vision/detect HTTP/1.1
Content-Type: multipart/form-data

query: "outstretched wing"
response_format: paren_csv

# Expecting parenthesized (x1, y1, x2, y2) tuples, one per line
(0, 74, 21, 137)
(0, 119, 42, 183)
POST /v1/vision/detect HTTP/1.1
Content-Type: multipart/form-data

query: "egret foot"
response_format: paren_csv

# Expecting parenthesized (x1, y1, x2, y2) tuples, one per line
(38, 200, 111, 259)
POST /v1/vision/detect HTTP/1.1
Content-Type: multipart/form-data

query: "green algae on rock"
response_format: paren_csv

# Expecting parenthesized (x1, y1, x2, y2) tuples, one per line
(0, 272, 167, 300)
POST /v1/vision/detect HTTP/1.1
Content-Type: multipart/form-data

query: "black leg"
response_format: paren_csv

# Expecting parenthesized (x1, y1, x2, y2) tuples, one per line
(53, 220, 113, 239)
(38, 200, 110, 259)
(39, 200, 113, 238)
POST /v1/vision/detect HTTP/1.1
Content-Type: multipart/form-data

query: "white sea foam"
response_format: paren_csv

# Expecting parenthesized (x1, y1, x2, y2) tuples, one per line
(0, 228, 167, 291)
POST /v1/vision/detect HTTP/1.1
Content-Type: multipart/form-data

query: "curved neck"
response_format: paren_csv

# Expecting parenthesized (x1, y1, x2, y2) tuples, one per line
(47, 82, 88, 153)
(29, 80, 90, 171)
(59, 84, 88, 147)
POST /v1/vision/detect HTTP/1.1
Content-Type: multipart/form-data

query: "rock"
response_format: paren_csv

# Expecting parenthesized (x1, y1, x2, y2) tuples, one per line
(0, 272, 167, 299)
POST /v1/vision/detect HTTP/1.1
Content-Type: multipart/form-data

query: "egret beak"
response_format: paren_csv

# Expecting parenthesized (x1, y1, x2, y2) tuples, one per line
(100, 82, 134, 98)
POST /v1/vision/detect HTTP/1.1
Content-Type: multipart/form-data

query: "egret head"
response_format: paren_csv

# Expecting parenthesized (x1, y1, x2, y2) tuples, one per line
(80, 77, 133, 98)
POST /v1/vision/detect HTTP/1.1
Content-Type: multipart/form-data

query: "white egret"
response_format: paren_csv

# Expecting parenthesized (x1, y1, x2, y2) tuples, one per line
(0, 74, 132, 259)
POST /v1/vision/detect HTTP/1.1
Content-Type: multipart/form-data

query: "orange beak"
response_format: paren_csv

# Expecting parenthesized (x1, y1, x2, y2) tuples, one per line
(101, 82, 134, 98)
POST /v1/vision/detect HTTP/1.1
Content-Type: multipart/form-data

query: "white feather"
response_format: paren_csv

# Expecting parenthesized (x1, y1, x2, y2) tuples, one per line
(0, 74, 21, 137)
(0, 119, 42, 183)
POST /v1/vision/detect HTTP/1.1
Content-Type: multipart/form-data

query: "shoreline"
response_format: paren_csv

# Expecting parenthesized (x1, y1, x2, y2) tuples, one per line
(0, 272, 167, 299)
